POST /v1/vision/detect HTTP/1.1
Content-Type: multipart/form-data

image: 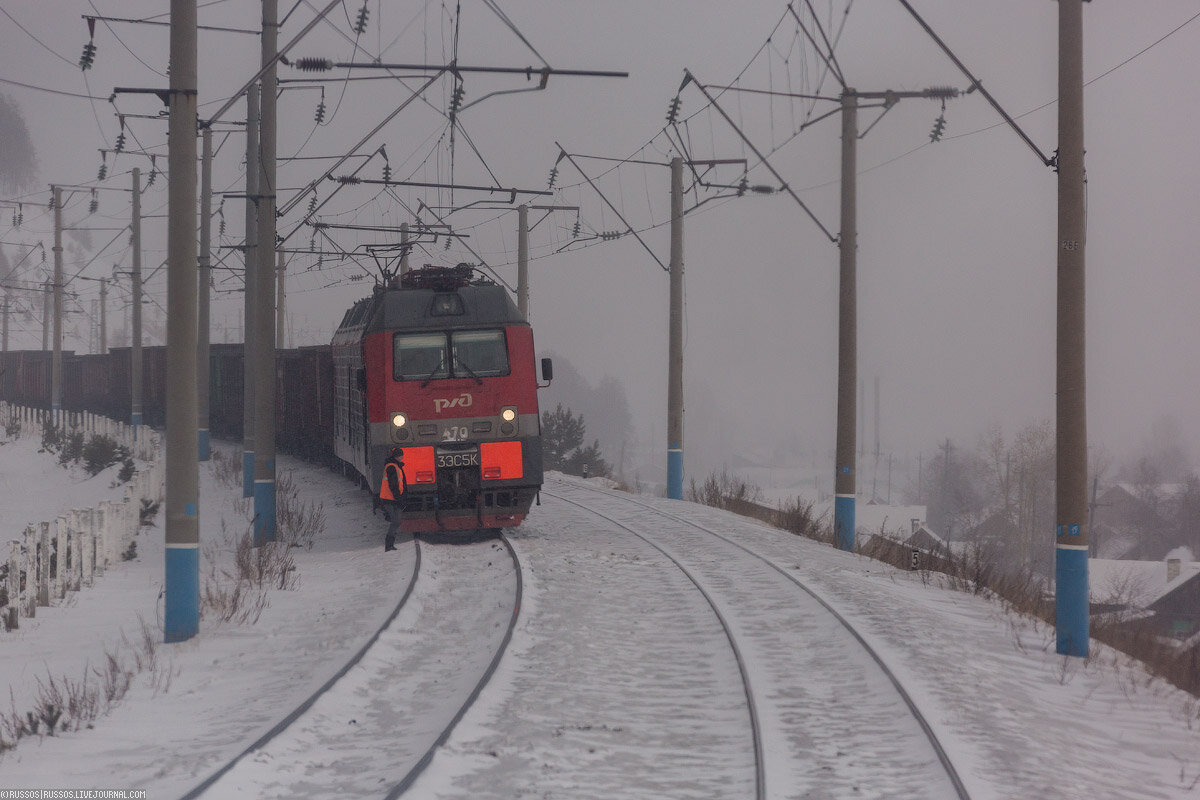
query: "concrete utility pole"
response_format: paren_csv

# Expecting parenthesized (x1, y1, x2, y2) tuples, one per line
(834, 92, 857, 550)
(276, 249, 285, 349)
(833, 85, 958, 552)
(667, 156, 684, 500)
(1055, 0, 1089, 658)
(99, 277, 107, 355)
(198, 126, 212, 461)
(41, 281, 49, 352)
(51, 185, 63, 412)
(254, 0, 279, 543)
(517, 204, 529, 319)
(399, 222, 410, 275)
(1, 289, 8, 353)
(131, 168, 143, 433)
(242, 82, 259, 498)
(164, 0, 199, 643)
(858, 379, 865, 461)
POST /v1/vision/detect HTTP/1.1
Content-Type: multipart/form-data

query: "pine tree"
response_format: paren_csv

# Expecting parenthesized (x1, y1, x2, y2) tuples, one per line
(541, 404, 584, 471)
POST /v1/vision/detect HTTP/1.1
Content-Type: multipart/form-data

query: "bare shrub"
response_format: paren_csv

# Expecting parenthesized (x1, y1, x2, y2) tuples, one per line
(98, 649, 132, 707)
(200, 510, 297, 624)
(235, 531, 298, 592)
(276, 471, 324, 551)
(210, 448, 242, 490)
(0, 616, 167, 756)
(779, 497, 831, 543)
(687, 469, 761, 510)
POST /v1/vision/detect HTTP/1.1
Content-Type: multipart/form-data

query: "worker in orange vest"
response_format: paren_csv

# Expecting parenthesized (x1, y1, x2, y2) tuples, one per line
(379, 446, 407, 551)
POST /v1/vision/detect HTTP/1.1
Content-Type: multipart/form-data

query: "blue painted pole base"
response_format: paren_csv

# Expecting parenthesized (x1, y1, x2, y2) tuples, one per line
(242, 451, 254, 498)
(198, 428, 210, 462)
(254, 479, 276, 545)
(164, 545, 199, 642)
(834, 495, 855, 552)
(131, 411, 142, 442)
(1055, 545, 1090, 657)
(667, 447, 683, 500)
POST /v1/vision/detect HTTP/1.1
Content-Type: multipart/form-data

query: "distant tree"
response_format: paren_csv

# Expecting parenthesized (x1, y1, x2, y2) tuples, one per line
(926, 438, 986, 540)
(541, 404, 584, 471)
(541, 353, 632, 477)
(563, 439, 610, 478)
(541, 405, 612, 477)
(0, 93, 37, 193)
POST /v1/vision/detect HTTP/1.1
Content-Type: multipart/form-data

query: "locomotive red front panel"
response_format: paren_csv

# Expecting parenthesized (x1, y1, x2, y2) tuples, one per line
(333, 266, 546, 533)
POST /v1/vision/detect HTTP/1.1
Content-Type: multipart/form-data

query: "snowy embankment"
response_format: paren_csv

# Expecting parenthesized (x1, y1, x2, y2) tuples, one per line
(0, 421, 1198, 799)
(0, 424, 405, 796)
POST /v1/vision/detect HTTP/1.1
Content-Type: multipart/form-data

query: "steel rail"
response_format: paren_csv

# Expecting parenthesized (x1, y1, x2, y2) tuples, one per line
(384, 532, 524, 798)
(554, 479, 972, 800)
(177, 537, 423, 800)
(179, 532, 523, 799)
(542, 489, 767, 800)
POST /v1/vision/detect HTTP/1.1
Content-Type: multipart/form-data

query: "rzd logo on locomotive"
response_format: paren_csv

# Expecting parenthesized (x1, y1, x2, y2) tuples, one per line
(434, 393, 473, 413)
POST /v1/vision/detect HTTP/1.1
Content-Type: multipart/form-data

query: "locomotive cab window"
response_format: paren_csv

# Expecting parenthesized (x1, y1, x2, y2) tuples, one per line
(452, 329, 509, 377)
(394, 332, 448, 381)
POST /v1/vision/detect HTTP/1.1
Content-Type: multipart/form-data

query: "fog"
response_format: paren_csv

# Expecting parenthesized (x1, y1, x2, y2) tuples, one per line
(2, 1, 1198, 486)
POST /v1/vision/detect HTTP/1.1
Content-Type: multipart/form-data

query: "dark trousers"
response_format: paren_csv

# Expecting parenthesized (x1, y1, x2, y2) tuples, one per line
(385, 503, 402, 550)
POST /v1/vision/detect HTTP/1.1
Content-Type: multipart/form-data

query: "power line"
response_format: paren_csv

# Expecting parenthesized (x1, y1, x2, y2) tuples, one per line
(0, 5, 78, 66)
(0, 76, 108, 101)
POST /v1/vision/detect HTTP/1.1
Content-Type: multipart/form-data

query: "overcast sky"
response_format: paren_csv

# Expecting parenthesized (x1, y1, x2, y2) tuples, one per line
(2, 1, 1198, 482)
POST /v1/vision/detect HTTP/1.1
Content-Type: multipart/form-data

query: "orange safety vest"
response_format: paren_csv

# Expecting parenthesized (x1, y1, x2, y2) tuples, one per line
(379, 461, 405, 501)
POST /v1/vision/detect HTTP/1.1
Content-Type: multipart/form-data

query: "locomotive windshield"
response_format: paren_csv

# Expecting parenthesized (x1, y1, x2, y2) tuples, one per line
(452, 330, 509, 377)
(393, 329, 509, 381)
(394, 332, 448, 381)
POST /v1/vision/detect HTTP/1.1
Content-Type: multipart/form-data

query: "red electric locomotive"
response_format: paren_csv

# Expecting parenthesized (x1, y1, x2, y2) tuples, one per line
(331, 264, 550, 533)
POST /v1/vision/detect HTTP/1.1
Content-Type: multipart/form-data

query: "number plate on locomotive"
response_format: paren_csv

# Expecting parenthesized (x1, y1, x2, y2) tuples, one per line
(436, 448, 480, 468)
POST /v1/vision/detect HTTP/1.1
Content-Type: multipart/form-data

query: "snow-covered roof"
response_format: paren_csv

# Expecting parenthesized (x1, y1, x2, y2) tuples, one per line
(1089, 558, 1200, 607)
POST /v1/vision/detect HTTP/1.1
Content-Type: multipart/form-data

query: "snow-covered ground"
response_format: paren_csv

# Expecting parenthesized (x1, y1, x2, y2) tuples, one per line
(1, 428, 1199, 799)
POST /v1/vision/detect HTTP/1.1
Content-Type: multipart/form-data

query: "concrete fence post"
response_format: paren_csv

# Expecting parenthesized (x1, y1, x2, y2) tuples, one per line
(95, 503, 108, 573)
(37, 521, 50, 606)
(8, 541, 20, 628)
(55, 516, 68, 599)
(82, 510, 95, 588)
(70, 527, 82, 592)
(22, 527, 36, 617)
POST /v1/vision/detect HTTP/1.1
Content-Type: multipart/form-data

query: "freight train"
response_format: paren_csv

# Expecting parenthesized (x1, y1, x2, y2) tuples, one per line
(0, 264, 551, 535)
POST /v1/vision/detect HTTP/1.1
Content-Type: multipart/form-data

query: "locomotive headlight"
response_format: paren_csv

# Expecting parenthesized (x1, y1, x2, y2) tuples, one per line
(391, 412, 408, 428)
(501, 407, 517, 422)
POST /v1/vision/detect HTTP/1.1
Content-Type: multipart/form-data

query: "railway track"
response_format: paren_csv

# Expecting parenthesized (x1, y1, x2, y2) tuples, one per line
(178, 533, 522, 800)
(544, 479, 971, 800)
